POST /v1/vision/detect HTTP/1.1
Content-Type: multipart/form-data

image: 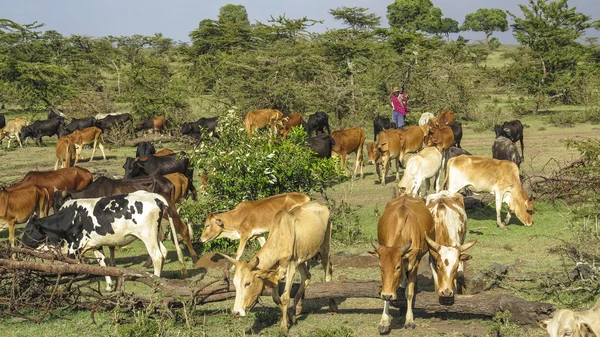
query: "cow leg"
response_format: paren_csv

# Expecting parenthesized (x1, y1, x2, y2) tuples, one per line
(142, 238, 167, 277)
(93, 249, 115, 291)
(109, 246, 116, 267)
(379, 300, 392, 335)
(519, 138, 524, 161)
(75, 145, 83, 160)
(504, 208, 512, 226)
(280, 262, 297, 333)
(294, 263, 310, 317)
(413, 178, 423, 198)
(404, 267, 418, 329)
(395, 158, 401, 182)
(381, 155, 389, 186)
(167, 214, 187, 276)
(89, 139, 98, 162)
(8, 220, 15, 248)
(98, 142, 107, 160)
(54, 157, 60, 170)
(257, 236, 267, 246)
(495, 192, 504, 228)
(16, 134, 23, 148)
(234, 237, 249, 261)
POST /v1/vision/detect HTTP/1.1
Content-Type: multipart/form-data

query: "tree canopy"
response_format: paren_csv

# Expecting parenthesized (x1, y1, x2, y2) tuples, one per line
(461, 8, 508, 45)
(387, 0, 443, 34)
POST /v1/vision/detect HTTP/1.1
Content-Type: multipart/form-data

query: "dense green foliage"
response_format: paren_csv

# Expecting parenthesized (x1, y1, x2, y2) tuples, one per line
(461, 8, 509, 44)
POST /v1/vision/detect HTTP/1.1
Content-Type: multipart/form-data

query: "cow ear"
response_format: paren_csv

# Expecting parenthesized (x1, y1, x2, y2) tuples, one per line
(248, 257, 259, 270)
(215, 218, 224, 227)
(537, 319, 549, 330)
(368, 250, 378, 258)
(255, 269, 282, 288)
(460, 254, 472, 261)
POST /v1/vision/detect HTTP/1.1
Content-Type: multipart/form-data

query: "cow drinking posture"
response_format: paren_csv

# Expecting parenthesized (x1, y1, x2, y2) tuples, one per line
(220, 201, 333, 334)
(370, 194, 434, 333)
(202, 192, 310, 261)
(22, 191, 186, 291)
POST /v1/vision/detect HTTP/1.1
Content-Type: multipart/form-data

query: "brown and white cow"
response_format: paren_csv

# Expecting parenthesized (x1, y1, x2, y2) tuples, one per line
(220, 201, 333, 334)
(66, 126, 106, 162)
(0, 185, 49, 247)
(0, 117, 30, 148)
(398, 146, 443, 198)
(370, 194, 435, 332)
(201, 192, 310, 261)
(54, 137, 76, 170)
(540, 296, 600, 337)
(243, 109, 283, 138)
(425, 191, 476, 304)
(331, 127, 366, 180)
(445, 155, 534, 227)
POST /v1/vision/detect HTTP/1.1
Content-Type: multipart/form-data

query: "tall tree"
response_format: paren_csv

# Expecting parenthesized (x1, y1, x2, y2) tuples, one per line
(328, 7, 381, 33)
(387, 0, 443, 33)
(189, 4, 252, 55)
(438, 18, 460, 41)
(461, 8, 508, 45)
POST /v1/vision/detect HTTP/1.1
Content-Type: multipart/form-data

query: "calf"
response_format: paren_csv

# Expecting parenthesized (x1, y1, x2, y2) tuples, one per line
(243, 109, 283, 138)
(180, 116, 219, 140)
(60, 117, 96, 136)
(22, 191, 186, 291)
(373, 116, 392, 141)
(221, 201, 333, 334)
(370, 194, 435, 332)
(54, 137, 76, 170)
(0, 117, 31, 148)
(202, 192, 310, 261)
(136, 142, 156, 158)
(306, 111, 330, 137)
(331, 127, 366, 179)
(492, 136, 522, 169)
(277, 113, 303, 138)
(135, 115, 167, 134)
(495, 120, 524, 160)
(0, 185, 49, 247)
(66, 126, 106, 162)
(95, 113, 133, 132)
(398, 146, 443, 198)
(308, 134, 334, 158)
(20, 118, 65, 146)
(425, 191, 476, 304)
(540, 296, 600, 337)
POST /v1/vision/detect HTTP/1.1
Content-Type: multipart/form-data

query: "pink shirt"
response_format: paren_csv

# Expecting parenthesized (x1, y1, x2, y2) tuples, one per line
(391, 94, 408, 115)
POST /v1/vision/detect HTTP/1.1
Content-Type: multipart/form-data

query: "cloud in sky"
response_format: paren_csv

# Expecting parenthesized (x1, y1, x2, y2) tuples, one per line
(2, 0, 598, 43)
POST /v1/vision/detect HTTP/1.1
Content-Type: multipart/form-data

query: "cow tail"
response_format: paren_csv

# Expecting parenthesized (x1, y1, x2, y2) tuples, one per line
(165, 202, 187, 276)
(39, 187, 50, 217)
(441, 158, 451, 190)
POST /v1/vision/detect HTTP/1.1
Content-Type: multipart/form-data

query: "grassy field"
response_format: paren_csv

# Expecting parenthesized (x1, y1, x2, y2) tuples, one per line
(0, 105, 598, 336)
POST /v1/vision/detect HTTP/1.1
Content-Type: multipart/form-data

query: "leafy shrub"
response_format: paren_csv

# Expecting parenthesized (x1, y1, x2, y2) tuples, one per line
(549, 108, 600, 126)
(488, 37, 501, 51)
(328, 198, 364, 244)
(487, 310, 520, 337)
(102, 121, 135, 147)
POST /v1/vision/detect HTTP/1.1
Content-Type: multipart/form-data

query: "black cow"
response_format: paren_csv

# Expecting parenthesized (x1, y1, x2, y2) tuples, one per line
(308, 133, 335, 158)
(180, 116, 219, 140)
(96, 113, 133, 132)
(123, 153, 197, 200)
(492, 136, 522, 169)
(494, 120, 524, 160)
(0, 114, 5, 129)
(136, 142, 156, 159)
(20, 118, 65, 146)
(373, 116, 392, 142)
(306, 111, 331, 137)
(60, 117, 96, 136)
(449, 122, 463, 148)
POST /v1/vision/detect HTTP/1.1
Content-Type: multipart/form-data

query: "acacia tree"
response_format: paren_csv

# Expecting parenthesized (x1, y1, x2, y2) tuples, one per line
(461, 8, 508, 45)
(387, 0, 443, 33)
(437, 18, 460, 41)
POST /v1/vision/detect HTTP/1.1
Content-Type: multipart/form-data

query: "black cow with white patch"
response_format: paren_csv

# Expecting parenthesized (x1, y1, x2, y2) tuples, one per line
(22, 191, 186, 291)
(180, 116, 219, 140)
(60, 117, 97, 136)
(136, 142, 156, 159)
(96, 113, 133, 132)
(20, 118, 65, 146)
(306, 111, 331, 137)
(308, 133, 335, 158)
(373, 116, 392, 141)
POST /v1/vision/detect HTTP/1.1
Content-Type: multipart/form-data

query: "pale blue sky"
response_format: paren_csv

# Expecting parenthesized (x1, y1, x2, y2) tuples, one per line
(2, 0, 599, 43)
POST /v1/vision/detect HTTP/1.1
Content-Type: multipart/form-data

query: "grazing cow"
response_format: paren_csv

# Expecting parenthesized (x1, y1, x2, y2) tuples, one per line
(425, 125, 455, 153)
(366, 141, 379, 165)
(202, 192, 310, 261)
(60, 117, 96, 136)
(331, 127, 366, 179)
(221, 201, 333, 333)
(449, 122, 463, 148)
(277, 113, 303, 138)
(398, 146, 443, 197)
(65, 126, 106, 162)
(306, 111, 331, 137)
(373, 116, 392, 141)
(6, 167, 93, 208)
(20, 118, 65, 146)
(54, 137, 76, 170)
(135, 115, 168, 134)
(492, 136, 522, 169)
(540, 296, 600, 337)
(243, 109, 283, 138)
(370, 194, 435, 332)
(0, 185, 49, 247)
(95, 113, 133, 132)
(123, 153, 197, 200)
(0, 117, 31, 148)
(0, 114, 5, 129)
(53, 174, 198, 264)
(376, 129, 403, 185)
(163, 173, 189, 203)
(445, 155, 534, 227)
(180, 116, 219, 140)
(308, 134, 334, 158)
(21, 191, 186, 291)
(419, 112, 435, 126)
(425, 191, 476, 304)
(136, 142, 156, 159)
(495, 120, 524, 160)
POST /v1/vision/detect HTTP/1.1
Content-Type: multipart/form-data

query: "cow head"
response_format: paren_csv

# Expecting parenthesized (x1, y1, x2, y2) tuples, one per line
(21, 214, 46, 249)
(370, 238, 412, 301)
(539, 310, 596, 337)
(493, 125, 504, 138)
(123, 157, 142, 178)
(426, 235, 476, 303)
(201, 214, 226, 242)
(366, 142, 380, 165)
(53, 189, 71, 214)
(20, 126, 33, 141)
(512, 188, 534, 227)
(219, 254, 282, 317)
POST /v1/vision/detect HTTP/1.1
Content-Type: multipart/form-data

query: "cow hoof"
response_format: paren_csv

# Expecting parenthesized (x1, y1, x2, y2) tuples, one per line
(378, 324, 391, 335)
(403, 322, 416, 330)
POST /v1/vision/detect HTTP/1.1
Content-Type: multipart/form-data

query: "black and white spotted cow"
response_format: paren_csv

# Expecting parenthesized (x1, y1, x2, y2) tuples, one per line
(21, 190, 186, 291)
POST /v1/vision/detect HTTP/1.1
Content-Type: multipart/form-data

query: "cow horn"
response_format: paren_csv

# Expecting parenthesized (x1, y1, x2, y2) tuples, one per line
(217, 253, 238, 266)
(459, 240, 477, 252)
(371, 239, 380, 251)
(401, 238, 412, 255)
(249, 257, 259, 270)
(425, 234, 440, 251)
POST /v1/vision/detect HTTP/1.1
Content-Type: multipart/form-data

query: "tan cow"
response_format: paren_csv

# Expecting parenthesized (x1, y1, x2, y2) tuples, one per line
(418, 112, 435, 126)
(425, 191, 476, 303)
(0, 185, 49, 247)
(66, 126, 106, 162)
(331, 127, 366, 179)
(220, 201, 333, 333)
(243, 109, 283, 138)
(428, 109, 456, 128)
(163, 172, 188, 203)
(201, 192, 310, 260)
(277, 113, 303, 138)
(376, 129, 402, 185)
(425, 125, 454, 153)
(366, 141, 382, 177)
(445, 155, 534, 227)
(0, 117, 30, 148)
(540, 296, 600, 337)
(398, 146, 443, 198)
(370, 194, 435, 332)
(54, 137, 76, 170)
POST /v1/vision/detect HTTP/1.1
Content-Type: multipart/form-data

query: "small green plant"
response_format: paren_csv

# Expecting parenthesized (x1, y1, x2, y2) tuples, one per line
(487, 310, 520, 337)
(329, 198, 364, 244)
(313, 326, 354, 337)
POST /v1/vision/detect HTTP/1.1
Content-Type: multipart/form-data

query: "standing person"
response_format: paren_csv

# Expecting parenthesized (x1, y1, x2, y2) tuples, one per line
(390, 87, 409, 129)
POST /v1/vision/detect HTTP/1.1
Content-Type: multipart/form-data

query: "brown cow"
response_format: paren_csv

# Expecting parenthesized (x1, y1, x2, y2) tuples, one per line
(244, 109, 283, 138)
(54, 137, 76, 170)
(163, 172, 188, 203)
(0, 185, 49, 247)
(136, 116, 167, 134)
(428, 109, 456, 128)
(376, 129, 402, 185)
(0, 117, 30, 148)
(277, 113, 303, 138)
(425, 191, 476, 303)
(331, 127, 366, 179)
(425, 125, 454, 153)
(139, 148, 175, 161)
(201, 192, 310, 261)
(370, 194, 435, 332)
(366, 141, 382, 178)
(66, 126, 106, 162)
(377, 126, 424, 186)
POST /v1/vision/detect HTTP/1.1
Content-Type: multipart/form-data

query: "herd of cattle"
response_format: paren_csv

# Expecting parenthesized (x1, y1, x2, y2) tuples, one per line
(0, 108, 589, 335)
